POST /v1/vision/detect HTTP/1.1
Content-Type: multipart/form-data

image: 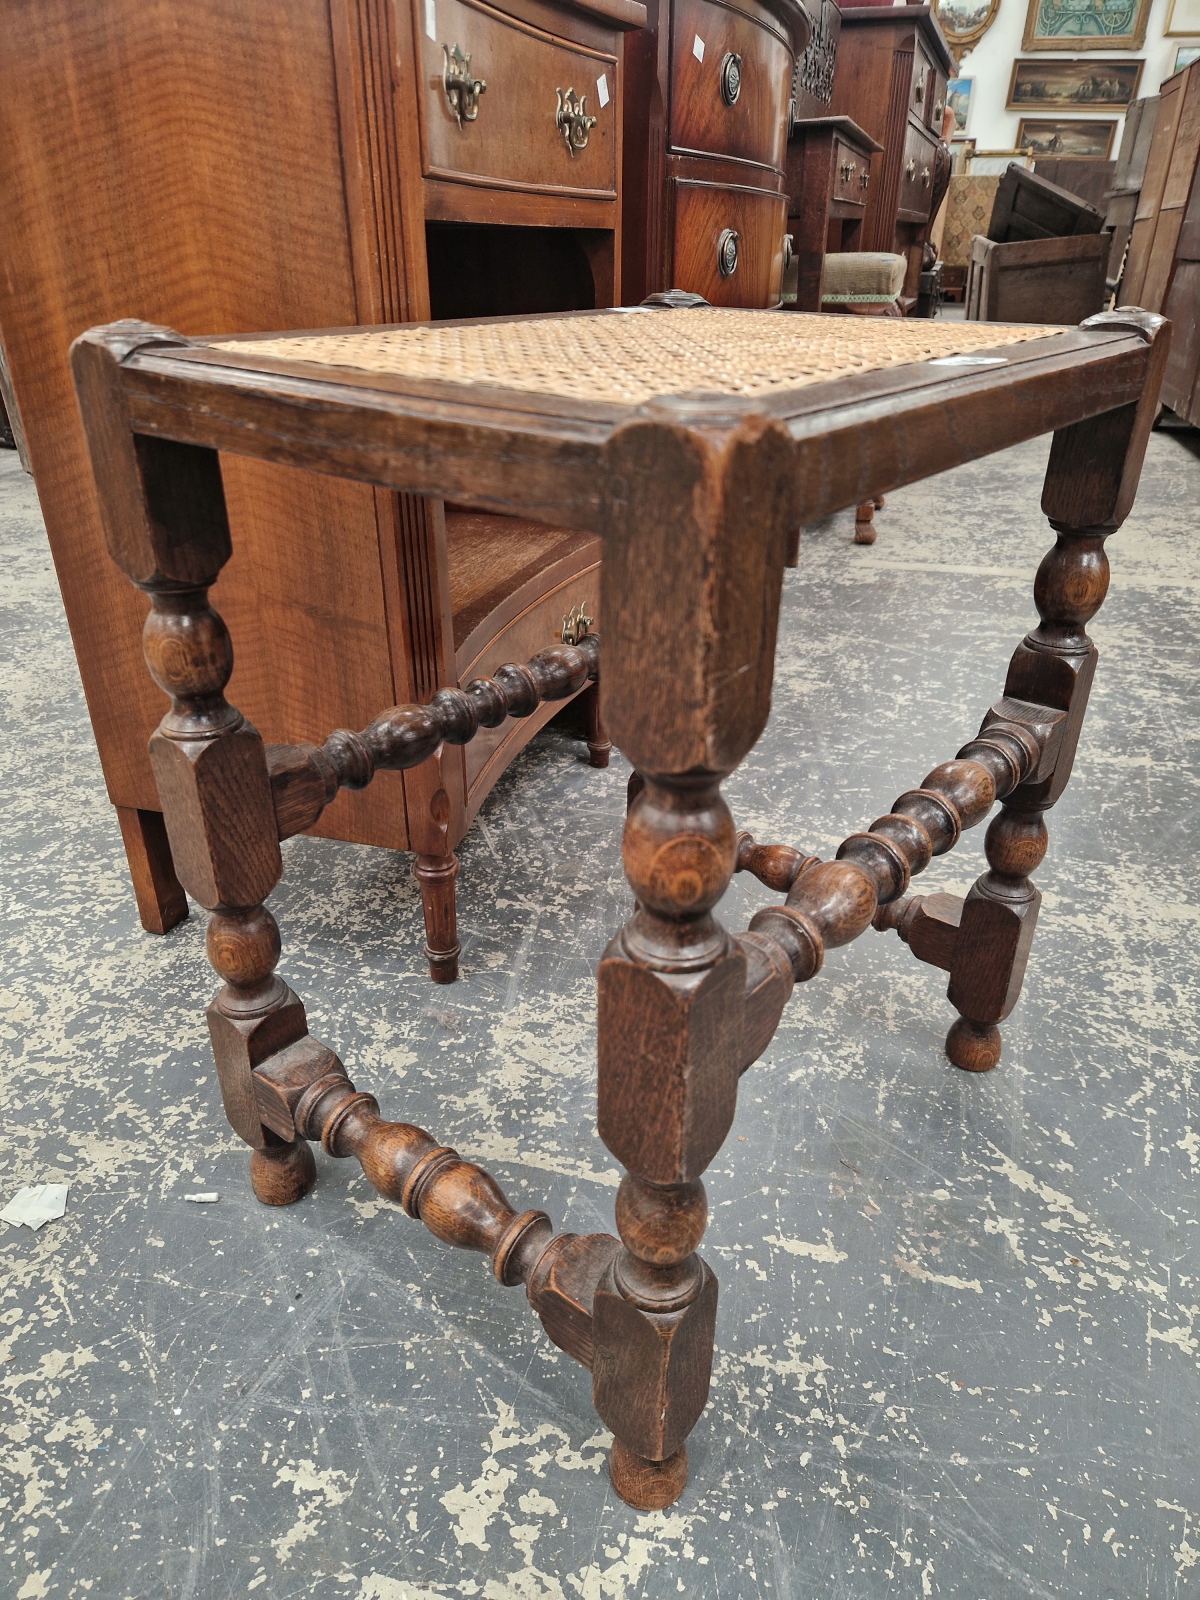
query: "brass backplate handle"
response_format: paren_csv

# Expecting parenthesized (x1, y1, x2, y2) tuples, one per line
(444, 43, 486, 128)
(905, 158, 916, 181)
(561, 600, 593, 645)
(717, 227, 739, 278)
(720, 52, 743, 106)
(556, 87, 597, 155)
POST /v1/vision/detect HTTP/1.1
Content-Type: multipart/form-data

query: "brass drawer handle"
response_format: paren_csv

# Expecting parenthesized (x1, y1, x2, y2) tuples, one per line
(443, 43, 486, 128)
(556, 86, 597, 154)
(840, 159, 857, 182)
(782, 232, 794, 272)
(915, 80, 925, 103)
(720, 51, 742, 106)
(860, 168, 870, 190)
(934, 100, 944, 125)
(922, 166, 931, 187)
(906, 158, 916, 181)
(717, 227, 739, 277)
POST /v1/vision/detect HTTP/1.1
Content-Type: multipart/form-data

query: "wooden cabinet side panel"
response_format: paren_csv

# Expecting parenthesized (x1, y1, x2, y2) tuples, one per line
(0, 0, 366, 813)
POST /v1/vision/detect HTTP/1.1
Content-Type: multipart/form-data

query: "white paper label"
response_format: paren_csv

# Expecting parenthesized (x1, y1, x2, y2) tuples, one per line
(692, 33, 705, 62)
(596, 72, 610, 108)
(927, 355, 1008, 366)
(425, 0, 436, 41)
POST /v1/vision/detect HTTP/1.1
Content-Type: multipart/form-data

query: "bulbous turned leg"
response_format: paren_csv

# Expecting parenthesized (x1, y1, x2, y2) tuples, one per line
(945, 804, 1047, 1073)
(609, 1440, 689, 1510)
(249, 1135, 317, 1205)
(583, 682, 612, 769)
(854, 499, 878, 544)
(413, 852, 461, 984)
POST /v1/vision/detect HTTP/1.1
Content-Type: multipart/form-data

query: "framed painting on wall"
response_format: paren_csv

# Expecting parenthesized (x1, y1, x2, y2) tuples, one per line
(932, 0, 1001, 58)
(1016, 118, 1117, 157)
(1166, 0, 1200, 36)
(1175, 44, 1200, 68)
(1022, 0, 1151, 51)
(1007, 58, 1142, 110)
(947, 77, 973, 131)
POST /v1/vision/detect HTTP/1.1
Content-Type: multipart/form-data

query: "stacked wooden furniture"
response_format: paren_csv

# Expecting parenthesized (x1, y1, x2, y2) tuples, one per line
(1103, 96, 1159, 290)
(783, 0, 883, 313)
(1032, 159, 1116, 215)
(0, 0, 644, 981)
(827, 3, 952, 309)
(966, 164, 1108, 325)
(1119, 60, 1200, 426)
(620, 0, 810, 305)
(74, 302, 1168, 1513)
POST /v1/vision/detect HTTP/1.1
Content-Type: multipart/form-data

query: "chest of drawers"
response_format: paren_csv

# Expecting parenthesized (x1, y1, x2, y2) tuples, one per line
(0, 0, 642, 974)
(622, 0, 811, 306)
(829, 4, 951, 307)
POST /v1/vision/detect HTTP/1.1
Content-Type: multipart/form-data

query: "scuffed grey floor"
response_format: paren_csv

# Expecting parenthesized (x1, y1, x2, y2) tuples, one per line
(1, 421, 1199, 1600)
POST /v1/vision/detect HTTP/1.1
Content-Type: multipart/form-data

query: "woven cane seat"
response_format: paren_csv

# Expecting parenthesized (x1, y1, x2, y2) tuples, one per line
(214, 307, 1061, 409)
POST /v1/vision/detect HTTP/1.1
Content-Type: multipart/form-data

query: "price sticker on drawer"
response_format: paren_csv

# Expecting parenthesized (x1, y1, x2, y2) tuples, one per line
(692, 34, 705, 62)
(596, 72, 610, 108)
(425, 0, 436, 40)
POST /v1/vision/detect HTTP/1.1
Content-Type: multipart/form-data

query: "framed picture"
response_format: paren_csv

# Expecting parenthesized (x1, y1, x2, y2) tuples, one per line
(1175, 44, 1200, 68)
(1166, 0, 1200, 35)
(1022, 0, 1151, 51)
(1016, 118, 1117, 158)
(947, 77, 973, 132)
(969, 149, 1035, 175)
(1007, 58, 1142, 110)
(950, 135, 976, 172)
(933, 0, 1001, 57)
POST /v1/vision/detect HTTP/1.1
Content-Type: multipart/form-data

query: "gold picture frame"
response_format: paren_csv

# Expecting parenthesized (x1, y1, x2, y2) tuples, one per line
(932, 0, 1001, 59)
(1015, 118, 1117, 158)
(1022, 0, 1152, 52)
(1007, 57, 1143, 111)
(1166, 0, 1200, 35)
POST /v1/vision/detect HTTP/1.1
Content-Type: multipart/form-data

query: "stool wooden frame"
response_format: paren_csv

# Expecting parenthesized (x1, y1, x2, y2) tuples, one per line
(73, 304, 1167, 1512)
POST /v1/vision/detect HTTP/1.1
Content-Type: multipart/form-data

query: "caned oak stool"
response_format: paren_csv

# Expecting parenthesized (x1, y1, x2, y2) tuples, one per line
(73, 306, 1168, 1511)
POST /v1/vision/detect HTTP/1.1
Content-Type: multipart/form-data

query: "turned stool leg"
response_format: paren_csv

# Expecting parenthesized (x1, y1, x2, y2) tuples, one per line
(945, 312, 1170, 1069)
(854, 495, 884, 545)
(583, 681, 612, 768)
(413, 852, 461, 984)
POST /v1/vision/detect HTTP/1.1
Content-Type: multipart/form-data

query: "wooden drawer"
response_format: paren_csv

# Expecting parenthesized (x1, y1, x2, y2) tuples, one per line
(668, 0, 792, 175)
(670, 178, 788, 305)
(897, 120, 938, 222)
(419, 0, 618, 198)
(831, 137, 868, 205)
(460, 560, 600, 795)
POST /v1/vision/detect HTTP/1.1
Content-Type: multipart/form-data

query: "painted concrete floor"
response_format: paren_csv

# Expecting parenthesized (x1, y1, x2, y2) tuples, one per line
(1, 418, 1199, 1600)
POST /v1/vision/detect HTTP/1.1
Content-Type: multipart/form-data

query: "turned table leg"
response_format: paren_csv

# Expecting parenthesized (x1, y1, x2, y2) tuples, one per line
(413, 852, 461, 984)
(583, 680, 612, 768)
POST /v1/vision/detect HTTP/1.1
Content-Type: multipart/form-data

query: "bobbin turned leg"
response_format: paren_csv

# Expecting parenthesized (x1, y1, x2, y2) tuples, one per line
(944, 310, 1170, 1070)
(413, 853, 461, 984)
(583, 681, 612, 768)
(592, 407, 794, 1507)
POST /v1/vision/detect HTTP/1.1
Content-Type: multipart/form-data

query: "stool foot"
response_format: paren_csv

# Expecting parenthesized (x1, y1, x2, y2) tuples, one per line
(249, 1137, 317, 1205)
(945, 1017, 1002, 1073)
(608, 1440, 688, 1510)
(854, 501, 877, 544)
(584, 683, 612, 768)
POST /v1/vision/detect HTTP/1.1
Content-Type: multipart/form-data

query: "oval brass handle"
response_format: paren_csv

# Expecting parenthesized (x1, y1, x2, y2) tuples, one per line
(555, 86, 597, 155)
(922, 166, 931, 187)
(443, 43, 486, 128)
(717, 228, 739, 278)
(720, 52, 742, 106)
(906, 159, 916, 181)
(782, 232, 794, 272)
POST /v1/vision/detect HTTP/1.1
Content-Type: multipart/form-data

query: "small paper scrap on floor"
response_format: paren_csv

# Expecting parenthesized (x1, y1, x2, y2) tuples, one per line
(0, 1183, 69, 1231)
(184, 1193, 219, 1203)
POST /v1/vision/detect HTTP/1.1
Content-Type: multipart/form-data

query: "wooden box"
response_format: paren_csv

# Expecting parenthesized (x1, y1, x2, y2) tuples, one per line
(965, 232, 1109, 324)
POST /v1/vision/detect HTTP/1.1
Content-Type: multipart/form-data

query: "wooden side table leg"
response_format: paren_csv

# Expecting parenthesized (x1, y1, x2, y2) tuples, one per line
(583, 680, 612, 768)
(413, 852, 461, 984)
(945, 310, 1170, 1070)
(115, 804, 188, 934)
(853, 495, 884, 545)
